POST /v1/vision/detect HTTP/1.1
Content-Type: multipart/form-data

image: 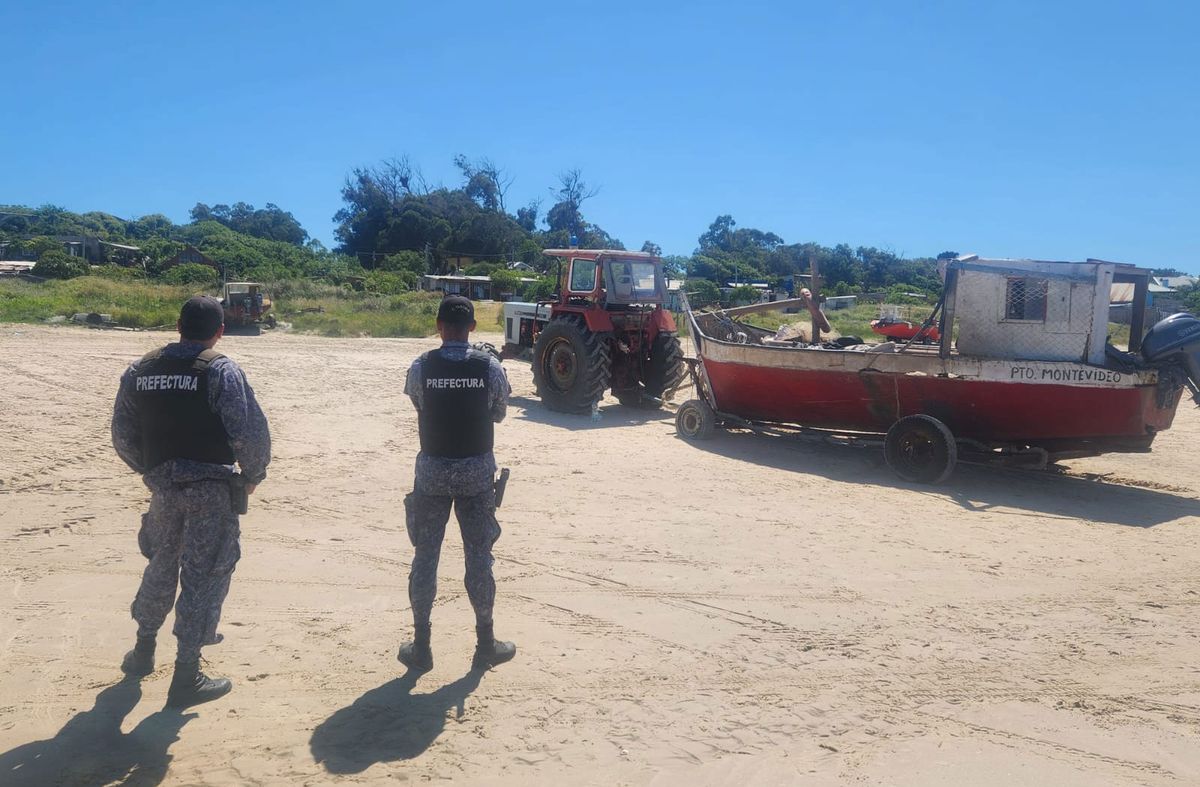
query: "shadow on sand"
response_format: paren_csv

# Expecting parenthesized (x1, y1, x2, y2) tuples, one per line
(0, 677, 193, 787)
(511, 395, 674, 431)
(679, 427, 1200, 529)
(309, 669, 484, 775)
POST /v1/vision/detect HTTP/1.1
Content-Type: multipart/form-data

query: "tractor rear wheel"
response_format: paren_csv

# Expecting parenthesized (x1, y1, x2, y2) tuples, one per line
(533, 316, 611, 414)
(642, 332, 688, 404)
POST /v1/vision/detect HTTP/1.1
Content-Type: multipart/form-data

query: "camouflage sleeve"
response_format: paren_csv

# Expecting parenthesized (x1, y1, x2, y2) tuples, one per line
(111, 363, 144, 473)
(405, 356, 424, 411)
(488, 357, 511, 423)
(209, 358, 272, 484)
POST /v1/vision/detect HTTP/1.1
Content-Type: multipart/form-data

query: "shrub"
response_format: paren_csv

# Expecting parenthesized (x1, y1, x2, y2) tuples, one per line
(164, 263, 218, 287)
(884, 285, 930, 305)
(727, 285, 760, 306)
(92, 265, 147, 281)
(32, 250, 88, 279)
(364, 270, 416, 295)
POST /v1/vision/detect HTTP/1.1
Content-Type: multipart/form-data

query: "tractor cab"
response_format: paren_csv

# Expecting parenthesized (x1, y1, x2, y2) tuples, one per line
(551, 249, 668, 307)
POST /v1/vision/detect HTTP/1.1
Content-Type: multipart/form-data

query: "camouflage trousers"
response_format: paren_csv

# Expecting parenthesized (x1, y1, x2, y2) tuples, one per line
(404, 489, 500, 627)
(130, 479, 241, 661)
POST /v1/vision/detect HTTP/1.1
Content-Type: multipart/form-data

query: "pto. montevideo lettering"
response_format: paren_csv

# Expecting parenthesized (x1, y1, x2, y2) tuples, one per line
(136, 374, 200, 392)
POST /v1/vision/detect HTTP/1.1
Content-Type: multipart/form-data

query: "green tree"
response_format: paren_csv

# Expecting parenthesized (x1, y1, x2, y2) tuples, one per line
(489, 268, 521, 296)
(545, 169, 599, 240)
(190, 202, 308, 245)
(521, 275, 557, 301)
(684, 278, 721, 307)
(380, 250, 427, 275)
(454, 155, 512, 212)
(465, 262, 500, 276)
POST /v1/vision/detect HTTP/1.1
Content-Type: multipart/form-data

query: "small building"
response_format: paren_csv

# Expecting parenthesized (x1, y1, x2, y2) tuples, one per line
(161, 245, 218, 271)
(1155, 275, 1197, 290)
(665, 280, 685, 311)
(1110, 280, 1177, 325)
(419, 274, 536, 301)
(57, 236, 142, 265)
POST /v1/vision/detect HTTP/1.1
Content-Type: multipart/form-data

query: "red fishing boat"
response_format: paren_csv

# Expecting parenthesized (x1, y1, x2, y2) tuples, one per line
(869, 315, 940, 343)
(676, 256, 1200, 482)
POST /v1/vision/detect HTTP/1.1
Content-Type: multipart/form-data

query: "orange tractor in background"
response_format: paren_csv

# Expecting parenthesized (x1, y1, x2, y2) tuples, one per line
(500, 249, 687, 413)
(220, 281, 276, 330)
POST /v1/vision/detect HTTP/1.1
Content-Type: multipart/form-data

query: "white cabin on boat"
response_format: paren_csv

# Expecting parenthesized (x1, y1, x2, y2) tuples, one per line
(946, 255, 1152, 365)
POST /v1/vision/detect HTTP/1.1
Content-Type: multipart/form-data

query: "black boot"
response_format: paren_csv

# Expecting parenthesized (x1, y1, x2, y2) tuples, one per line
(166, 659, 232, 708)
(397, 623, 433, 672)
(472, 622, 516, 670)
(121, 634, 156, 677)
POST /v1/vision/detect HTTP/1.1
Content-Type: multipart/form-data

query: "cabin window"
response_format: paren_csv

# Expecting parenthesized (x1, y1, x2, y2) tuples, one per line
(1004, 277, 1048, 321)
(569, 259, 597, 292)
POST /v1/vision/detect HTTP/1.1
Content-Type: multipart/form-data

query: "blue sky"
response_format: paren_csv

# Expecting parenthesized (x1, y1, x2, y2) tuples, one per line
(2, 1, 1197, 270)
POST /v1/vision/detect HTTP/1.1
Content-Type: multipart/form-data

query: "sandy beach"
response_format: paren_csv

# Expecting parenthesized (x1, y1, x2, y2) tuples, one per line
(2, 323, 1199, 786)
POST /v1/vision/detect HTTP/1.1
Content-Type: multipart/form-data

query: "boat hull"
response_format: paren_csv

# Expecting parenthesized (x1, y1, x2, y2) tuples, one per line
(698, 338, 1181, 453)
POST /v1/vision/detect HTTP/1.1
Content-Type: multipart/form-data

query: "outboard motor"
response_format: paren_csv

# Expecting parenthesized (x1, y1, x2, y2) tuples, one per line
(1142, 313, 1200, 404)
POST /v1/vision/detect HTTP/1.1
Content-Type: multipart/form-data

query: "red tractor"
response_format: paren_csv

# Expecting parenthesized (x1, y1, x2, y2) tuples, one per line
(501, 249, 687, 413)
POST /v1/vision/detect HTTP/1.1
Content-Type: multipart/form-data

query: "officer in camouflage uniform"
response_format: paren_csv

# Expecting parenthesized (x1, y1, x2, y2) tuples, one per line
(111, 296, 271, 707)
(398, 295, 516, 672)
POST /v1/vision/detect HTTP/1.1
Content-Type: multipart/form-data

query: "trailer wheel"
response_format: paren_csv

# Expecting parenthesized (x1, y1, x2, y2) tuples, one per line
(884, 415, 957, 484)
(533, 316, 611, 414)
(676, 399, 717, 441)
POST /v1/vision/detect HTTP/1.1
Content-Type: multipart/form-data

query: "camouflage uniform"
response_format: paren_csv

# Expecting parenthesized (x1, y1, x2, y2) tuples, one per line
(112, 341, 271, 661)
(403, 341, 510, 627)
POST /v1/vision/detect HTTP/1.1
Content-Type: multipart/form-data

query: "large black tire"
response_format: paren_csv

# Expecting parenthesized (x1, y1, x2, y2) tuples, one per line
(643, 332, 688, 403)
(884, 415, 957, 484)
(676, 398, 716, 440)
(533, 316, 611, 414)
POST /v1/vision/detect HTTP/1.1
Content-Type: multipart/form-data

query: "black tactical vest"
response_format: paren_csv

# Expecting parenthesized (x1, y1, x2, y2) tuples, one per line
(417, 349, 493, 458)
(134, 347, 235, 472)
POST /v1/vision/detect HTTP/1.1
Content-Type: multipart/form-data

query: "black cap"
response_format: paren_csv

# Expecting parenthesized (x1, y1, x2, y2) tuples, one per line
(179, 295, 224, 340)
(437, 295, 475, 326)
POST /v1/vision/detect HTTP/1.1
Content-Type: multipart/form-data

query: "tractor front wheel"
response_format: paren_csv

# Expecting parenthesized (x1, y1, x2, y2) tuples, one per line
(533, 316, 611, 414)
(643, 332, 688, 404)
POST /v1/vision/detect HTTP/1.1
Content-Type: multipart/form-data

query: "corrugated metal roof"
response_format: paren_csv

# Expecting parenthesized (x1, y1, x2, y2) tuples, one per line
(543, 249, 657, 260)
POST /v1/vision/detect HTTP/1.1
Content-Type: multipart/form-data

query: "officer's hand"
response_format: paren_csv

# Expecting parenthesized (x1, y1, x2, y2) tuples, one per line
(246, 484, 258, 495)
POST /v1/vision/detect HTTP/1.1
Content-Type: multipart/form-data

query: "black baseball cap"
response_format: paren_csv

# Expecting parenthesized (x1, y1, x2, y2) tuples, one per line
(437, 295, 475, 325)
(179, 295, 225, 340)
